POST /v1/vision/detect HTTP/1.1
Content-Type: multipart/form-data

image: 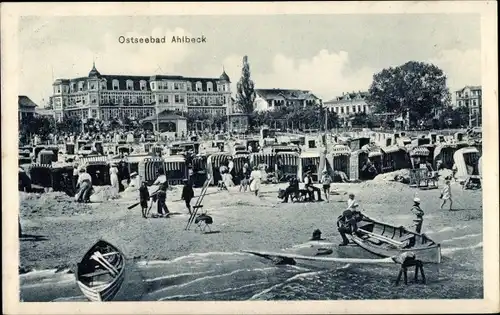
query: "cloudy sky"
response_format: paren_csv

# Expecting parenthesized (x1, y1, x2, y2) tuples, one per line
(19, 14, 481, 106)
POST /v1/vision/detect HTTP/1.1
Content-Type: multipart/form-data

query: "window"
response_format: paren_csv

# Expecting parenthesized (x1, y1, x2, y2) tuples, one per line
(207, 82, 213, 92)
(341, 107, 344, 114)
(346, 106, 349, 114)
(140, 80, 147, 91)
(151, 82, 155, 90)
(112, 79, 119, 90)
(78, 82, 84, 91)
(473, 100, 477, 106)
(174, 82, 182, 90)
(175, 95, 185, 103)
(126, 80, 134, 90)
(196, 81, 202, 91)
(458, 100, 462, 106)
(363, 105, 367, 112)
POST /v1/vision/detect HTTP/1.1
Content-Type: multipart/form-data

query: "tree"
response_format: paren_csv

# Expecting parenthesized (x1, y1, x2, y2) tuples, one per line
(235, 56, 256, 114)
(349, 112, 376, 128)
(367, 61, 450, 128)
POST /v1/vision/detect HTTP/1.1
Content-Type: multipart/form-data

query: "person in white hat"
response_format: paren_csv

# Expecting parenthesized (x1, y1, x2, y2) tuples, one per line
(411, 197, 425, 233)
(320, 169, 332, 202)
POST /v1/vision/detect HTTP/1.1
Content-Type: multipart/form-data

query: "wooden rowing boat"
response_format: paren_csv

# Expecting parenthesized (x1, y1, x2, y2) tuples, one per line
(348, 214, 441, 263)
(76, 240, 126, 302)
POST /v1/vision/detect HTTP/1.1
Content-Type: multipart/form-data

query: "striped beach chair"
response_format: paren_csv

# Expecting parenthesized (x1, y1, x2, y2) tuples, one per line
(139, 157, 165, 185)
(299, 151, 320, 182)
(231, 154, 250, 185)
(276, 152, 299, 182)
(206, 153, 231, 185)
(249, 153, 275, 174)
(191, 155, 208, 187)
(29, 163, 53, 189)
(164, 155, 187, 186)
(328, 145, 351, 177)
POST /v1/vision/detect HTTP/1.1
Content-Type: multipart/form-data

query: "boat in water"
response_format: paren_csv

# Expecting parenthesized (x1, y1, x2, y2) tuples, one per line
(76, 240, 126, 302)
(345, 213, 442, 263)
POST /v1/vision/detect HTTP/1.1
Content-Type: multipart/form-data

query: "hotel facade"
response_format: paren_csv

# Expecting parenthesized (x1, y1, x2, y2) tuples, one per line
(50, 63, 231, 122)
(454, 85, 482, 127)
(323, 91, 373, 118)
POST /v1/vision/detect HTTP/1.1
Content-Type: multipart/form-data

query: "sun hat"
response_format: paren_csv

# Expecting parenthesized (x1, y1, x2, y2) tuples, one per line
(130, 172, 138, 177)
(414, 197, 421, 203)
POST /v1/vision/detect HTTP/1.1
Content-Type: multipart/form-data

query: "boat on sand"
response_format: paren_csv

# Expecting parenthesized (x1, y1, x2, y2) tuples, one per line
(76, 240, 126, 302)
(343, 213, 441, 263)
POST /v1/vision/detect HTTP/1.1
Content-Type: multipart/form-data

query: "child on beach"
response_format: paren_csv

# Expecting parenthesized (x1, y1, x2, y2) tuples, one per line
(440, 180, 453, 211)
(320, 169, 332, 202)
(181, 179, 194, 215)
(139, 181, 150, 218)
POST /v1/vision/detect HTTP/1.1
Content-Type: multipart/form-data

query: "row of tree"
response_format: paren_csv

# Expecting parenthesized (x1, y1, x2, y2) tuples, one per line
(233, 56, 473, 130)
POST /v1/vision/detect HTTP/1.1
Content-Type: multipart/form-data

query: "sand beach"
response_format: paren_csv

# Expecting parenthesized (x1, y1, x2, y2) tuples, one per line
(20, 174, 482, 281)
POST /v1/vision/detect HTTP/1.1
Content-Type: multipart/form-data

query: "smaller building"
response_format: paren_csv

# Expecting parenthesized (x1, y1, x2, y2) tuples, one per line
(455, 86, 482, 127)
(323, 91, 372, 118)
(228, 113, 250, 133)
(253, 89, 320, 112)
(140, 110, 187, 135)
(18, 95, 37, 121)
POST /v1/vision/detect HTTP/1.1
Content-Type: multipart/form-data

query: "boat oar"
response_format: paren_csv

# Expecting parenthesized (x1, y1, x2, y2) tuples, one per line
(357, 229, 405, 247)
(91, 252, 118, 276)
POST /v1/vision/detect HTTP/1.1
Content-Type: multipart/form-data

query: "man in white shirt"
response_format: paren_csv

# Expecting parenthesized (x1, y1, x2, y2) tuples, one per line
(304, 170, 322, 202)
(346, 193, 360, 211)
(75, 168, 93, 203)
(152, 168, 170, 217)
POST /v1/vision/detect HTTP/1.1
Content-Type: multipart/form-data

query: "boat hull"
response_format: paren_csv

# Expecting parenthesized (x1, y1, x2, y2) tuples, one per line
(350, 236, 441, 264)
(76, 240, 126, 302)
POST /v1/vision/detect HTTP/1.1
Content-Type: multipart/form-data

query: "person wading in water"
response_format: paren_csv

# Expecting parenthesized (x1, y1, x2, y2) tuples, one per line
(152, 168, 170, 218)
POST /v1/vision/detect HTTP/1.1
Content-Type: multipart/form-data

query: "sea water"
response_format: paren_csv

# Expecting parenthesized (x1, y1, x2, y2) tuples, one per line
(20, 225, 483, 301)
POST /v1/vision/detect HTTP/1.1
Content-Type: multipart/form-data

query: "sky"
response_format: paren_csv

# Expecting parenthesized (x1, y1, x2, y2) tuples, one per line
(18, 14, 481, 106)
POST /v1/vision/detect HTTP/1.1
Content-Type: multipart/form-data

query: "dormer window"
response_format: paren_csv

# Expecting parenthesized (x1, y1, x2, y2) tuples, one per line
(196, 81, 202, 91)
(126, 80, 134, 90)
(140, 80, 147, 91)
(78, 82, 84, 91)
(207, 82, 213, 92)
(112, 79, 119, 90)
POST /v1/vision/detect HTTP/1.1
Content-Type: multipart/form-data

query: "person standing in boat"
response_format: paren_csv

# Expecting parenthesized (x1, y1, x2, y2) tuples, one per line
(346, 193, 360, 211)
(152, 168, 170, 218)
(411, 197, 425, 233)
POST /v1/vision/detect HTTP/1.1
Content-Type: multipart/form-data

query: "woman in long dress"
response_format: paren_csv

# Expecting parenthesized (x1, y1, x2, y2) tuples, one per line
(109, 163, 120, 198)
(249, 166, 262, 196)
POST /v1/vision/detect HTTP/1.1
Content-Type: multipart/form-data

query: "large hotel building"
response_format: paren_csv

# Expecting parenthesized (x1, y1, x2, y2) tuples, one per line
(50, 63, 232, 122)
